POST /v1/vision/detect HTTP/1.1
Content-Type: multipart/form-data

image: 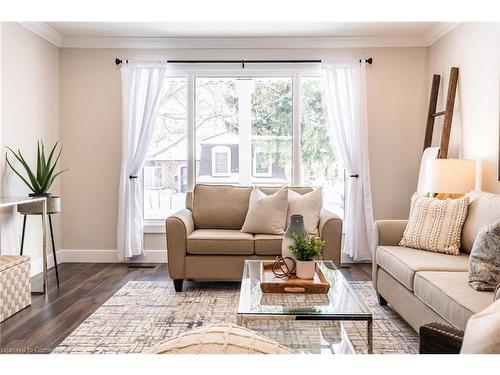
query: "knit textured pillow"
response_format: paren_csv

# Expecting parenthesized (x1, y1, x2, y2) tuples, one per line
(399, 194, 470, 255)
(469, 219, 500, 291)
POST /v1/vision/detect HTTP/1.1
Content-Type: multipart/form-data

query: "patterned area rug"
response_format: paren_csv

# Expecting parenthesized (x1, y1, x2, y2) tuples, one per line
(53, 281, 418, 354)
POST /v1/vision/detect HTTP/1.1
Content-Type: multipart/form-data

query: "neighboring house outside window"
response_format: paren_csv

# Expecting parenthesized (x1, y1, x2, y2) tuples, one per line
(211, 145, 231, 176)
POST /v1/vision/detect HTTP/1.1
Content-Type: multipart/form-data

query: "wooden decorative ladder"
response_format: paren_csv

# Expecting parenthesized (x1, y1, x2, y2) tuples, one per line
(423, 67, 459, 159)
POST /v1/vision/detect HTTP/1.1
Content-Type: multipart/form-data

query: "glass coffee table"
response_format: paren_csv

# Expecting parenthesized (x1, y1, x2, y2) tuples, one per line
(237, 260, 373, 354)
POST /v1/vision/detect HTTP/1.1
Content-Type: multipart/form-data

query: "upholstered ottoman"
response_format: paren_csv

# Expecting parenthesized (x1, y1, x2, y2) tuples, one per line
(150, 324, 293, 354)
(0, 255, 31, 322)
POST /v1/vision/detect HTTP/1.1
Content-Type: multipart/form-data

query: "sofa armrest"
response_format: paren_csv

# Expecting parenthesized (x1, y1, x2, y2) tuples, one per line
(374, 220, 408, 247)
(166, 209, 194, 280)
(419, 322, 464, 354)
(319, 209, 342, 267)
(372, 220, 408, 289)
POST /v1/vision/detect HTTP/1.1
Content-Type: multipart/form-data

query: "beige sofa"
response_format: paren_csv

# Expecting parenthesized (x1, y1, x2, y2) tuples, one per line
(373, 191, 500, 332)
(166, 184, 342, 292)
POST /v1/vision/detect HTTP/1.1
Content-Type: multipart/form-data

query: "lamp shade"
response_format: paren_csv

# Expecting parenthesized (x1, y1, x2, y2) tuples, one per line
(425, 159, 476, 194)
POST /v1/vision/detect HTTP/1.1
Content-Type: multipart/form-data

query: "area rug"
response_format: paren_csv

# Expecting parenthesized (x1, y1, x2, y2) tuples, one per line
(53, 281, 418, 354)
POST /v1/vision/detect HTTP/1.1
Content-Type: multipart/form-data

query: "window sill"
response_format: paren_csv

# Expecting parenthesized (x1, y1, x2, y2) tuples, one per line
(144, 221, 166, 234)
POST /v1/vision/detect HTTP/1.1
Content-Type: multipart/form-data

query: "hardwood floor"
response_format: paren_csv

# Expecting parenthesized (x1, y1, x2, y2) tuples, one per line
(0, 262, 372, 353)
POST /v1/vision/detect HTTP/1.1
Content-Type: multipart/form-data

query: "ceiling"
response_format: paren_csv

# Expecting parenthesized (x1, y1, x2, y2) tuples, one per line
(21, 22, 459, 48)
(47, 22, 438, 38)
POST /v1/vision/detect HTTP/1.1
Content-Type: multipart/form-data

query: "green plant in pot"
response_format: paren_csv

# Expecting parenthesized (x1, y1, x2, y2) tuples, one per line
(6, 141, 67, 214)
(288, 233, 325, 279)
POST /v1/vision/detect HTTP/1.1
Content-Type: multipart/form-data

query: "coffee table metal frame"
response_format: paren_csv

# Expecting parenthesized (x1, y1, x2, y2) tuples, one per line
(236, 260, 373, 354)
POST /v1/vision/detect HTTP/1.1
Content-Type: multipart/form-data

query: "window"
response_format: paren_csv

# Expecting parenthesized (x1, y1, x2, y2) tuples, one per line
(211, 146, 231, 176)
(253, 148, 272, 177)
(144, 69, 343, 226)
(300, 77, 344, 218)
(143, 77, 188, 220)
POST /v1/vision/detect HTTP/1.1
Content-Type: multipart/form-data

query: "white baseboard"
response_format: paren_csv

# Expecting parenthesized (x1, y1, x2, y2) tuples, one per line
(59, 249, 167, 263)
(28, 249, 166, 276)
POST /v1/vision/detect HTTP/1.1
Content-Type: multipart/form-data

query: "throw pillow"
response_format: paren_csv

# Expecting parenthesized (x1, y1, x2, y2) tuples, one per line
(469, 219, 500, 291)
(460, 298, 500, 354)
(287, 188, 323, 234)
(241, 187, 288, 235)
(399, 194, 470, 255)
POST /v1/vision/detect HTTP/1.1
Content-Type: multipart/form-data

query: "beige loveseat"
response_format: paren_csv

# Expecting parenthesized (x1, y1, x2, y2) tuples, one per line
(373, 191, 500, 332)
(166, 184, 342, 292)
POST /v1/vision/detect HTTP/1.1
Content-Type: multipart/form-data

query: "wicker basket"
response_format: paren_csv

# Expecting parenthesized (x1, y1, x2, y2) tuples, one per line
(17, 196, 61, 215)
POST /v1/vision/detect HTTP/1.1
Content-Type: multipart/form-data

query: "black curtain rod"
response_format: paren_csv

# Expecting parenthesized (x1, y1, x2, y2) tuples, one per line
(114, 58, 373, 67)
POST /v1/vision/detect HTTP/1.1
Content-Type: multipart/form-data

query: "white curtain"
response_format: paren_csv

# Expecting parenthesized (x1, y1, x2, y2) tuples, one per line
(117, 61, 167, 260)
(321, 62, 374, 261)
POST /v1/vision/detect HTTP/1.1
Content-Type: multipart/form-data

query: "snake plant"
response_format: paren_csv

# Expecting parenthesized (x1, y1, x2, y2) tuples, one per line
(5, 141, 68, 196)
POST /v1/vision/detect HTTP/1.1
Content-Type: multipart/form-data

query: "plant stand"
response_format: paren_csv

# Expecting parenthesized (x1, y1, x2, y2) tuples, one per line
(18, 197, 61, 288)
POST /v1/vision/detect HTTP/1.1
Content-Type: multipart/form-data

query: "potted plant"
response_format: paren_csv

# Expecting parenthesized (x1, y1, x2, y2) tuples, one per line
(288, 233, 325, 279)
(6, 141, 67, 214)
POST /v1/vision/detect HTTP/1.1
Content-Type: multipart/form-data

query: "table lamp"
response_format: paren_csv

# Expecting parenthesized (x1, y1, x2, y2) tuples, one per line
(425, 159, 476, 199)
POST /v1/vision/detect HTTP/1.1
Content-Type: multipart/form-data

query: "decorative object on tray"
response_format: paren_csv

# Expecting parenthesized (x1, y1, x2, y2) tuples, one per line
(259, 260, 330, 294)
(271, 257, 295, 278)
(5, 140, 68, 287)
(288, 233, 325, 279)
(281, 214, 308, 272)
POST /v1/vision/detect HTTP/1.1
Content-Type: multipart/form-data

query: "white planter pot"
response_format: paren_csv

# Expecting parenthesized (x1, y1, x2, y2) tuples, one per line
(296, 260, 316, 280)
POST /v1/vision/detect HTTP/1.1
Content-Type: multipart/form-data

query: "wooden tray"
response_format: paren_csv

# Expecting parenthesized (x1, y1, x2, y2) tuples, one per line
(259, 261, 330, 294)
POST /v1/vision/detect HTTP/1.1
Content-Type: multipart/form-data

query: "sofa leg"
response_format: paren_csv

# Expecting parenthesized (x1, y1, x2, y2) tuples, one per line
(377, 292, 388, 306)
(173, 279, 184, 292)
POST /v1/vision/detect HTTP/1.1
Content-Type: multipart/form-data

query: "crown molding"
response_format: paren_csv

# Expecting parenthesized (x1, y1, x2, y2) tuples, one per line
(19, 22, 64, 47)
(18, 22, 457, 50)
(61, 35, 428, 49)
(424, 22, 460, 46)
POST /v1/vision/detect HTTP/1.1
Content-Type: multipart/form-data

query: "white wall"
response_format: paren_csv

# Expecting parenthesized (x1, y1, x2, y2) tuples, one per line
(0, 23, 61, 275)
(59, 46, 428, 260)
(428, 23, 500, 194)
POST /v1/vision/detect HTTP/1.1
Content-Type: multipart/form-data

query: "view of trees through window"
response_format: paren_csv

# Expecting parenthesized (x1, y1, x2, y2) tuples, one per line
(144, 74, 344, 221)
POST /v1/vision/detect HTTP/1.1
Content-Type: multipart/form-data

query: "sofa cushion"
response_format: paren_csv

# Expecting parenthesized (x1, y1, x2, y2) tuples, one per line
(287, 189, 322, 234)
(254, 234, 283, 255)
(187, 229, 254, 255)
(241, 187, 288, 235)
(462, 191, 500, 254)
(376, 246, 469, 291)
(414, 271, 494, 330)
(192, 185, 252, 229)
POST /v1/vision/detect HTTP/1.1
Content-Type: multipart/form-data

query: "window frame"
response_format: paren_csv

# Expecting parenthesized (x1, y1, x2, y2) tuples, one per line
(144, 66, 342, 233)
